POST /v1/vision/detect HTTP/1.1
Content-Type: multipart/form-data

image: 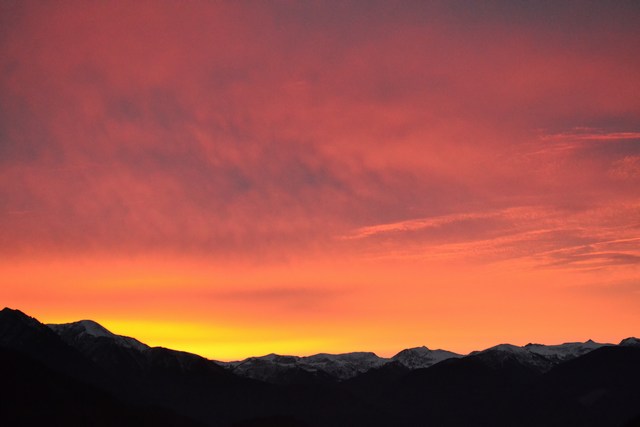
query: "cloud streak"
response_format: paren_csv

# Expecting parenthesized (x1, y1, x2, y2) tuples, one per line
(541, 129, 640, 142)
(343, 203, 640, 271)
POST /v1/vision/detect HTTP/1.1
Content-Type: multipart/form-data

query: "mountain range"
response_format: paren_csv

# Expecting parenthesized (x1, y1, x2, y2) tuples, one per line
(1, 307, 639, 427)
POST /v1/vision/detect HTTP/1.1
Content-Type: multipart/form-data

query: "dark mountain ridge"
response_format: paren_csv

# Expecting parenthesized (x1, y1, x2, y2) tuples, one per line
(1, 307, 639, 427)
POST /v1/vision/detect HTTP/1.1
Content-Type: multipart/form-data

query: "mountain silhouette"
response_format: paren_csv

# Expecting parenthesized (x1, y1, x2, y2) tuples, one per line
(1, 307, 639, 426)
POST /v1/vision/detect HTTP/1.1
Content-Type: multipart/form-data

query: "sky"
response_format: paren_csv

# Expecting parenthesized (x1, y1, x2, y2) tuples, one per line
(1, 1, 639, 360)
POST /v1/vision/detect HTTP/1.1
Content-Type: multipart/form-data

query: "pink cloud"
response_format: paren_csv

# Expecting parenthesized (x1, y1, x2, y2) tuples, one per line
(1, 1, 639, 267)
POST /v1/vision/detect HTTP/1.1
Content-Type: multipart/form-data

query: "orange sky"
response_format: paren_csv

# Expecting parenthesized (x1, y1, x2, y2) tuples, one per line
(1, 1, 639, 360)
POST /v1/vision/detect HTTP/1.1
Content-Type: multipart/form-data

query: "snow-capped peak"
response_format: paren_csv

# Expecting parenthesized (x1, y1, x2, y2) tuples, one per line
(468, 339, 612, 372)
(225, 351, 388, 381)
(300, 352, 386, 378)
(619, 337, 640, 347)
(74, 320, 114, 338)
(524, 340, 608, 361)
(485, 343, 527, 353)
(48, 320, 149, 352)
(304, 351, 381, 364)
(391, 346, 461, 369)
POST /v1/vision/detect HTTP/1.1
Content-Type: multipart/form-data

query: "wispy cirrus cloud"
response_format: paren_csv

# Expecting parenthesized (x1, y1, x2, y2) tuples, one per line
(541, 128, 640, 142)
(343, 203, 640, 270)
(343, 210, 506, 240)
(530, 128, 640, 159)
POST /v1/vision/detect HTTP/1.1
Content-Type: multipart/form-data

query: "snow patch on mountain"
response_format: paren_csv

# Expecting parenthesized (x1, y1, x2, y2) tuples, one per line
(226, 347, 464, 381)
(391, 346, 461, 369)
(524, 339, 609, 362)
(302, 352, 386, 378)
(619, 337, 640, 347)
(470, 340, 612, 372)
(48, 320, 149, 352)
(226, 351, 388, 381)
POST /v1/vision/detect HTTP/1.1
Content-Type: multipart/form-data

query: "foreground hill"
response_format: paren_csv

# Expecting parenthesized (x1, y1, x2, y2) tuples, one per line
(1, 307, 639, 427)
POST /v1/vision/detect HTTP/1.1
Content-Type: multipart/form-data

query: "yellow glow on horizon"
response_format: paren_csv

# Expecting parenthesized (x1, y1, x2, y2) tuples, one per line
(86, 320, 331, 361)
(2, 254, 638, 360)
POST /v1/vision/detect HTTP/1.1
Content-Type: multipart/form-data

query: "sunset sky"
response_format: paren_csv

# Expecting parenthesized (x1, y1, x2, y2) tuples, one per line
(1, 1, 639, 360)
